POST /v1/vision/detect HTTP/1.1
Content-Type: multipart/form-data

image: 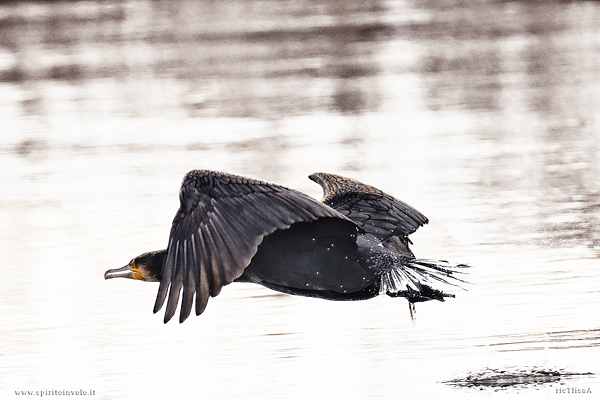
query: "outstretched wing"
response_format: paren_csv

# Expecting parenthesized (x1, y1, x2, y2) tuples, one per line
(309, 172, 428, 256)
(155, 170, 346, 323)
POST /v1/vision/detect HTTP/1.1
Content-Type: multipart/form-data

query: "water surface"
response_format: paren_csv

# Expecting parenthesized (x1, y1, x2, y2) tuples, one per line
(1, 0, 599, 399)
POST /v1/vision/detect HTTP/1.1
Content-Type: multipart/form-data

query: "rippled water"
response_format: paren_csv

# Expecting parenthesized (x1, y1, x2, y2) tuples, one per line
(1, 1, 599, 399)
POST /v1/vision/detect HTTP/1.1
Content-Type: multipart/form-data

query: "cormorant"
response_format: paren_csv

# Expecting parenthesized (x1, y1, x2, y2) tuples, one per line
(104, 170, 468, 323)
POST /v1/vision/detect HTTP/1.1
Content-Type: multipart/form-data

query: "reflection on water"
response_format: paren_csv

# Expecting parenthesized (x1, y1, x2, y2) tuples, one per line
(0, 0, 388, 118)
(1, 1, 600, 399)
(483, 329, 600, 352)
(445, 366, 594, 390)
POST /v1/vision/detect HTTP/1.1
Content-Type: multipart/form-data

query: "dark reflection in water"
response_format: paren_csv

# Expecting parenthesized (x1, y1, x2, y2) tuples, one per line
(446, 367, 594, 390)
(0, 0, 389, 117)
(416, 1, 600, 112)
(1, 1, 598, 121)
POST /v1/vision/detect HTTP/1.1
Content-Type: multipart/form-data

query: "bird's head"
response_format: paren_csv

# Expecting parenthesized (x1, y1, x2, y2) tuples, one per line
(104, 250, 166, 282)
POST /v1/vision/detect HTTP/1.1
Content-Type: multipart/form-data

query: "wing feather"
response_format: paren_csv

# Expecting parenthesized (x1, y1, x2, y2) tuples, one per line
(309, 172, 428, 256)
(193, 232, 210, 316)
(164, 244, 183, 323)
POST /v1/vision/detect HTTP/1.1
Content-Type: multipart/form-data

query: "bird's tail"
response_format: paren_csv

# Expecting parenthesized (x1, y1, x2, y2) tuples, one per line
(379, 257, 470, 303)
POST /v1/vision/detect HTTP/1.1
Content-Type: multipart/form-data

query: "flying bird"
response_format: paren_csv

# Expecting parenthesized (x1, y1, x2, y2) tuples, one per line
(105, 170, 468, 323)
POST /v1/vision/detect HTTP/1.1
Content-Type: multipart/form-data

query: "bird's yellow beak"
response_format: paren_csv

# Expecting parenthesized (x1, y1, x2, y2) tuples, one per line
(104, 260, 146, 281)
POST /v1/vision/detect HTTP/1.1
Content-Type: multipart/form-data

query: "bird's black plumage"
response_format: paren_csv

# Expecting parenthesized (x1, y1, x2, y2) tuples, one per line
(155, 170, 346, 323)
(105, 170, 468, 323)
(309, 172, 428, 256)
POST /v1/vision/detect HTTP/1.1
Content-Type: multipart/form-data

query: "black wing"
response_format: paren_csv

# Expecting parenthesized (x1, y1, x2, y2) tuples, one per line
(154, 170, 346, 323)
(309, 172, 428, 256)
